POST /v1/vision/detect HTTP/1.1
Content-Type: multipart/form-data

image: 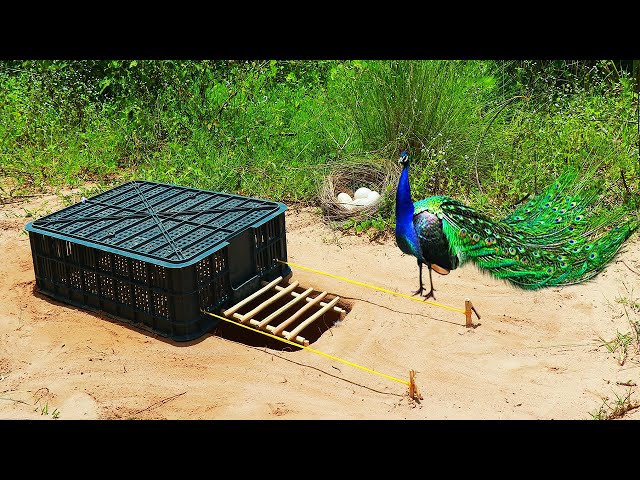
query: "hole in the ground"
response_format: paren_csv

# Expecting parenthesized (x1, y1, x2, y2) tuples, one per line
(211, 280, 353, 351)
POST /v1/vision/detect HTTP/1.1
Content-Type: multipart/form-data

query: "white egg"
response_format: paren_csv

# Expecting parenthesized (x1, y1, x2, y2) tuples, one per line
(352, 191, 381, 208)
(367, 191, 381, 205)
(337, 192, 353, 206)
(353, 187, 372, 200)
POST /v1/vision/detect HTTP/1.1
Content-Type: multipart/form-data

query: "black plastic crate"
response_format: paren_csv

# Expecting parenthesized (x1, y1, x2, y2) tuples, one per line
(24, 181, 292, 341)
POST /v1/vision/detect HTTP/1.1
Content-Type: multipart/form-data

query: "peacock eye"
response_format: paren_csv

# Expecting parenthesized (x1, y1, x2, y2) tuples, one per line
(575, 215, 583, 221)
(460, 228, 467, 236)
(508, 247, 516, 255)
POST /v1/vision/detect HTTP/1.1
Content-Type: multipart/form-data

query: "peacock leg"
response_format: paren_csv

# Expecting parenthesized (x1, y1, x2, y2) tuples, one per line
(412, 260, 425, 296)
(423, 264, 436, 300)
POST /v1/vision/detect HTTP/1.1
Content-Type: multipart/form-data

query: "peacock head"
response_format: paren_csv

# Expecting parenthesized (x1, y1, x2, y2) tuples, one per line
(398, 151, 409, 166)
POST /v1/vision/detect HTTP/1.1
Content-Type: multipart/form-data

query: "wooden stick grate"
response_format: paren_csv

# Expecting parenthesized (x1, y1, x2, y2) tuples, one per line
(221, 279, 346, 346)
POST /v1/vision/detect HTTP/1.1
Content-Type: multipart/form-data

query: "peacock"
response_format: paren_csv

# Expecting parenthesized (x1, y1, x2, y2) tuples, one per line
(394, 151, 639, 300)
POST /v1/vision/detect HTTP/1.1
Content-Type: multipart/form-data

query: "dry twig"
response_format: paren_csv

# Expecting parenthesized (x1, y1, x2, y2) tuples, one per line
(131, 391, 187, 416)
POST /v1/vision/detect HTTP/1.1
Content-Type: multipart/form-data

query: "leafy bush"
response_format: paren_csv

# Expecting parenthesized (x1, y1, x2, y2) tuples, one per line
(1, 59, 636, 224)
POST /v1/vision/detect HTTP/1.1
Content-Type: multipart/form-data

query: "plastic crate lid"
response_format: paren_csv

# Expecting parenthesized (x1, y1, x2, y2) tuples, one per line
(25, 181, 287, 268)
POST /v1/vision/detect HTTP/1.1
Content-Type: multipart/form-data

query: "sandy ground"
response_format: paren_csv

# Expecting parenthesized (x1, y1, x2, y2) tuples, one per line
(1, 189, 639, 421)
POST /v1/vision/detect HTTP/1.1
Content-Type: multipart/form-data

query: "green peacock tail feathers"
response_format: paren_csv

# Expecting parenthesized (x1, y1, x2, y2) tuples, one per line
(437, 164, 639, 290)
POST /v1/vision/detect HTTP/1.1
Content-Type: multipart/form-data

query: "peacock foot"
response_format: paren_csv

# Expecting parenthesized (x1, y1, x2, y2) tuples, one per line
(423, 289, 436, 301)
(411, 286, 424, 297)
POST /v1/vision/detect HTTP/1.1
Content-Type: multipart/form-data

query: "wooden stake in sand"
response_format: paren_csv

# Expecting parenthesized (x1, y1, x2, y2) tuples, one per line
(464, 298, 481, 328)
(408, 370, 422, 401)
(465, 299, 472, 327)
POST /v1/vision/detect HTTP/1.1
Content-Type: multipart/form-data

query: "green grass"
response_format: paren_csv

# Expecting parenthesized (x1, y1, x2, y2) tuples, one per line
(599, 330, 638, 367)
(589, 387, 639, 420)
(615, 286, 640, 314)
(1, 60, 637, 227)
(598, 282, 640, 368)
(39, 401, 60, 419)
(591, 281, 640, 419)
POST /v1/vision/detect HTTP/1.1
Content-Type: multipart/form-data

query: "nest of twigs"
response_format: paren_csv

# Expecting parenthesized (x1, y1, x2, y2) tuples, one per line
(318, 157, 399, 222)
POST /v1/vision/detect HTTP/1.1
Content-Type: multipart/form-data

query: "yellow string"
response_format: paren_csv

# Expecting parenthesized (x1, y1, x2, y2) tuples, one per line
(202, 310, 409, 386)
(277, 259, 467, 315)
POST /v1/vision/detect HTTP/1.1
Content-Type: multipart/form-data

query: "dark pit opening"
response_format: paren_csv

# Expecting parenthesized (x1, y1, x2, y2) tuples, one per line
(210, 280, 352, 351)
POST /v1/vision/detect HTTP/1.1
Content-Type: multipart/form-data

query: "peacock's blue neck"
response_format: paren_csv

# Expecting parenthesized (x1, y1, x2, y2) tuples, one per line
(395, 163, 422, 258)
(396, 165, 415, 223)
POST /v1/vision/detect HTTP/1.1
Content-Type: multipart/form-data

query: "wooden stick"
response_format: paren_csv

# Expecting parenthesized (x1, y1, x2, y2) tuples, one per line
(286, 296, 340, 341)
(231, 287, 312, 326)
(465, 298, 472, 327)
(265, 282, 346, 315)
(272, 291, 328, 336)
(223, 276, 283, 316)
(408, 369, 422, 401)
(262, 323, 308, 346)
(237, 281, 299, 324)
(256, 287, 314, 329)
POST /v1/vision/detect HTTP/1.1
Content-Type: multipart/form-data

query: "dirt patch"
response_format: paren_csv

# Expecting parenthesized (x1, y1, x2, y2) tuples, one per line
(1, 193, 639, 420)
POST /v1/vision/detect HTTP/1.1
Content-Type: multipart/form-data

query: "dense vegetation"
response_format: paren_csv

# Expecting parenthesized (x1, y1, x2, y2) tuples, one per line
(1, 59, 637, 230)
